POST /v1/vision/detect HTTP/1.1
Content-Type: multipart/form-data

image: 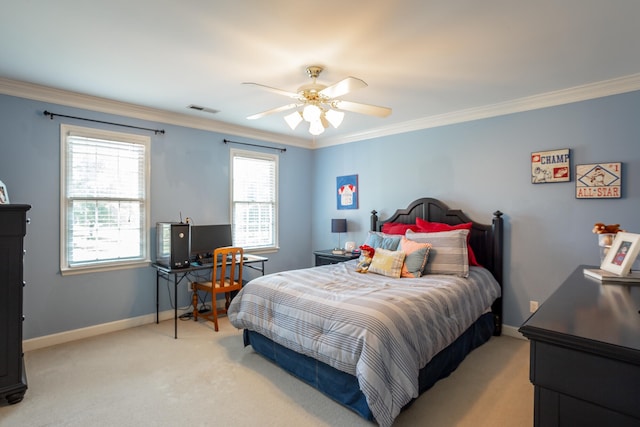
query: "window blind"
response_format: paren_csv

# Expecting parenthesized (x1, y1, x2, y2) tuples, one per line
(232, 151, 278, 250)
(62, 127, 148, 270)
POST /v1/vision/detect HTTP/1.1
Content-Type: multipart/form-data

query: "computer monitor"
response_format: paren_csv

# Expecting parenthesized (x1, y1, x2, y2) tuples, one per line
(190, 224, 233, 260)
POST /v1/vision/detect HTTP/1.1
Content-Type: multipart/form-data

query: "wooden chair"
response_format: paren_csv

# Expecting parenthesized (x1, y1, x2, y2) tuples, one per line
(191, 246, 244, 331)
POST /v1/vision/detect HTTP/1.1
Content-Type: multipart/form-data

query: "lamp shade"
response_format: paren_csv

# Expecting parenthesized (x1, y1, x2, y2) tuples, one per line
(331, 219, 347, 233)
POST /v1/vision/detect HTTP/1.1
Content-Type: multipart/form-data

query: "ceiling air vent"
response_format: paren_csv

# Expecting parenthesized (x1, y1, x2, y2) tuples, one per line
(188, 104, 220, 114)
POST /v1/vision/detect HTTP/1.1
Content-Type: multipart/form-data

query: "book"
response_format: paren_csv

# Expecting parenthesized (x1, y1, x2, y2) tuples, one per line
(583, 268, 640, 283)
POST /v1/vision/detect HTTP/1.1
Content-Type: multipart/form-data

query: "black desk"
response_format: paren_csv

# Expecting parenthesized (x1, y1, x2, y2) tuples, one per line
(152, 254, 268, 338)
(519, 265, 640, 426)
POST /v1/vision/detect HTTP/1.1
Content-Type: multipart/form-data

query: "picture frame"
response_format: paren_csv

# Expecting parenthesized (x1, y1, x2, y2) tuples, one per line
(0, 180, 9, 204)
(531, 148, 570, 183)
(336, 174, 358, 210)
(576, 162, 622, 199)
(601, 232, 640, 276)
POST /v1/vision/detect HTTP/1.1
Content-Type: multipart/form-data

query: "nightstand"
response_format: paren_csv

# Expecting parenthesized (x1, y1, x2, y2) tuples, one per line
(314, 249, 360, 266)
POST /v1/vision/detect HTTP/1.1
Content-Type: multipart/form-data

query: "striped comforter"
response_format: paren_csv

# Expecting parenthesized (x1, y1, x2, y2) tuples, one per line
(228, 260, 501, 427)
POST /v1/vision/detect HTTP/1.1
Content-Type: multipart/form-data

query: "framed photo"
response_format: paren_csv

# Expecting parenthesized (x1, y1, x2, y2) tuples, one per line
(601, 232, 640, 276)
(576, 162, 621, 199)
(336, 174, 358, 210)
(531, 149, 570, 183)
(0, 180, 9, 204)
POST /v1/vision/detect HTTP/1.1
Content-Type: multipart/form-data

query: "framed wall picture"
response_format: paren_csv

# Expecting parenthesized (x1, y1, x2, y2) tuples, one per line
(531, 149, 570, 183)
(336, 174, 358, 210)
(0, 180, 9, 204)
(601, 232, 640, 276)
(575, 162, 621, 199)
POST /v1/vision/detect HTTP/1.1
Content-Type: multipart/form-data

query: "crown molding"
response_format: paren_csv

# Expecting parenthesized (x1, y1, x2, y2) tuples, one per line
(0, 77, 312, 149)
(3, 73, 640, 150)
(318, 73, 640, 148)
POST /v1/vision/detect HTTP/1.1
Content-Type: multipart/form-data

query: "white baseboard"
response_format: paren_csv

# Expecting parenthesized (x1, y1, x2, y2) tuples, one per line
(23, 309, 176, 352)
(23, 310, 527, 352)
(501, 324, 526, 340)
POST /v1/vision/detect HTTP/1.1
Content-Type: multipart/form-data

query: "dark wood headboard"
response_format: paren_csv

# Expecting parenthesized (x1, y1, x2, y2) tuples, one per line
(371, 197, 504, 335)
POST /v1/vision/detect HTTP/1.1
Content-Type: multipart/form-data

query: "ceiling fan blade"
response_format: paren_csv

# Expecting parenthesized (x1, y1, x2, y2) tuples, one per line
(247, 103, 299, 120)
(242, 82, 300, 99)
(332, 100, 392, 117)
(319, 77, 367, 99)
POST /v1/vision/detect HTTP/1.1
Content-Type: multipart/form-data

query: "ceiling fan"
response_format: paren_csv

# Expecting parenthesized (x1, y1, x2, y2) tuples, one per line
(243, 66, 392, 136)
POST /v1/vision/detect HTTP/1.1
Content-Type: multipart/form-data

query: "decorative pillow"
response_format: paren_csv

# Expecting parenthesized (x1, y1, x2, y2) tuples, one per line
(368, 248, 406, 278)
(381, 222, 419, 235)
(405, 229, 469, 277)
(399, 237, 431, 278)
(363, 231, 401, 251)
(415, 218, 480, 266)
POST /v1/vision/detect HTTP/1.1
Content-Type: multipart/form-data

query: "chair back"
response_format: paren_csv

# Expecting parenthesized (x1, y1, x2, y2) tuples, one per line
(212, 246, 244, 291)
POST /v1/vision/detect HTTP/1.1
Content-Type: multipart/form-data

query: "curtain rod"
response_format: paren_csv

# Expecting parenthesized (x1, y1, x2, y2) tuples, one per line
(44, 111, 165, 135)
(223, 138, 286, 153)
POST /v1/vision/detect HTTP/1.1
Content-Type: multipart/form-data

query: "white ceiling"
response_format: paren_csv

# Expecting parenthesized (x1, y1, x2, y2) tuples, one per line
(2, 1, 640, 147)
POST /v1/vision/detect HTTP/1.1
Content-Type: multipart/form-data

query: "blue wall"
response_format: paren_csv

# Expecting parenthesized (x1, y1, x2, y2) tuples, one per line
(1, 89, 639, 339)
(0, 94, 313, 339)
(312, 91, 640, 329)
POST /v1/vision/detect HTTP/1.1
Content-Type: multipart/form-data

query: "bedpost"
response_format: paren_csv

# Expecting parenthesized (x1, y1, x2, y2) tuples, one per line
(370, 210, 378, 231)
(491, 210, 504, 336)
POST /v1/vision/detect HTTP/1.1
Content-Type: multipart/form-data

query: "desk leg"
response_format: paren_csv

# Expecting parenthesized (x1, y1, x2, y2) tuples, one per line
(156, 271, 160, 324)
(174, 274, 178, 339)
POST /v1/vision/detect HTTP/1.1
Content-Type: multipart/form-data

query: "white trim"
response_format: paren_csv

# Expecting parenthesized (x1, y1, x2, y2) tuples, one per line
(230, 148, 279, 251)
(22, 310, 176, 352)
(501, 324, 527, 340)
(22, 312, 527, 352)
(0, 77, 311, 149)
(317, 73, 640, 147)
(59, 123, 151, 274)
(3, 73, 640, 149)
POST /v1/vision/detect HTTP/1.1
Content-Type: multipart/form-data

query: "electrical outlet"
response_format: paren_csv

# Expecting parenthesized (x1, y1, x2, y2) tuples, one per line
(187, 281, 193, 293)
(529, 300, 539, 313)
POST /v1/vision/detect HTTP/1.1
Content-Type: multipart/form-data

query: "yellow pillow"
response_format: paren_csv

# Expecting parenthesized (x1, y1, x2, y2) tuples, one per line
(368, 248, 406, 278)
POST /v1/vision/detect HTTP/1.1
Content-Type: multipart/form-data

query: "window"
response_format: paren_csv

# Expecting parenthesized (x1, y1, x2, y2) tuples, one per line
(230, 149, 278, 251)
(60, 124, 150, 274)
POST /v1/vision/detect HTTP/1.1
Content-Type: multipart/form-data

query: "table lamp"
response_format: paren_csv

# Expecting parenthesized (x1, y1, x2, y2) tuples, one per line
(331, 219, 347, 255)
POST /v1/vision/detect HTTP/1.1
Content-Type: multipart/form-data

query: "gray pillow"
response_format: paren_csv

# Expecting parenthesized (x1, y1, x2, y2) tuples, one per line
(405, 229, 469, 277)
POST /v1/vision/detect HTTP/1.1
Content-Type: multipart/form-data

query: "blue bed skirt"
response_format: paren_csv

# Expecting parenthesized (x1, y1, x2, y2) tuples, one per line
(243, 312, 496, 422)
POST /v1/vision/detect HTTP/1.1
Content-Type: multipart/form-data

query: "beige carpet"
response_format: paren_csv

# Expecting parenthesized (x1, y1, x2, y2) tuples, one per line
(0, 317, 533, 426)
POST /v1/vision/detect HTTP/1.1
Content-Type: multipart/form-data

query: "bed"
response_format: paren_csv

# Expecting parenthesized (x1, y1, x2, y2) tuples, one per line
(228, 198, 504, 427)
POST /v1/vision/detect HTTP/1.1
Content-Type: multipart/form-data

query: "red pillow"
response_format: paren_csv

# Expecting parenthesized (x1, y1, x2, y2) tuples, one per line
(381, 222, 419, 235)
(415, 218, 481, 266)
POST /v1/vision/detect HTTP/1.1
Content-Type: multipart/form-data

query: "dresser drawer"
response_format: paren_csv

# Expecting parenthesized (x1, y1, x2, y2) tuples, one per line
(531, 341, 640, 420)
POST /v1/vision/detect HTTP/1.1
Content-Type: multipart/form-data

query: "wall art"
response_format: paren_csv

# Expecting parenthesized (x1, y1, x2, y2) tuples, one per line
(336, 174, 358, 210)
(531, 149, 570, 183)
(576, 162, 621, 199)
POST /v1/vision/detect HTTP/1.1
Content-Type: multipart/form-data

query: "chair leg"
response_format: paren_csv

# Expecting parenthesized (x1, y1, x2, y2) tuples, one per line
(212, 298, 219, 332)
(192, 290, 198, 321)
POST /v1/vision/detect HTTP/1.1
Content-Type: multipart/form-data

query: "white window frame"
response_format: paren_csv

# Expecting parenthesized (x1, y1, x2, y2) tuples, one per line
(60, 124, 151, 275)
(230, 148, 279, 252)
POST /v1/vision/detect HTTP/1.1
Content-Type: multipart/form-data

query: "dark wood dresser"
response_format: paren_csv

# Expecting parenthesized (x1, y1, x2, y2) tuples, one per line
(519, 265, 640, 426)
(0, 204, 30, 404)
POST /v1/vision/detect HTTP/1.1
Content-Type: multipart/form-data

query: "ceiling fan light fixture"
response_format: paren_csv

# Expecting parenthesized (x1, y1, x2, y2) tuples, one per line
(325, 109, 344, 128)
(284, 111, 303, 130)
(302, 104, 321, 122)
(309, 120, 325, 135)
